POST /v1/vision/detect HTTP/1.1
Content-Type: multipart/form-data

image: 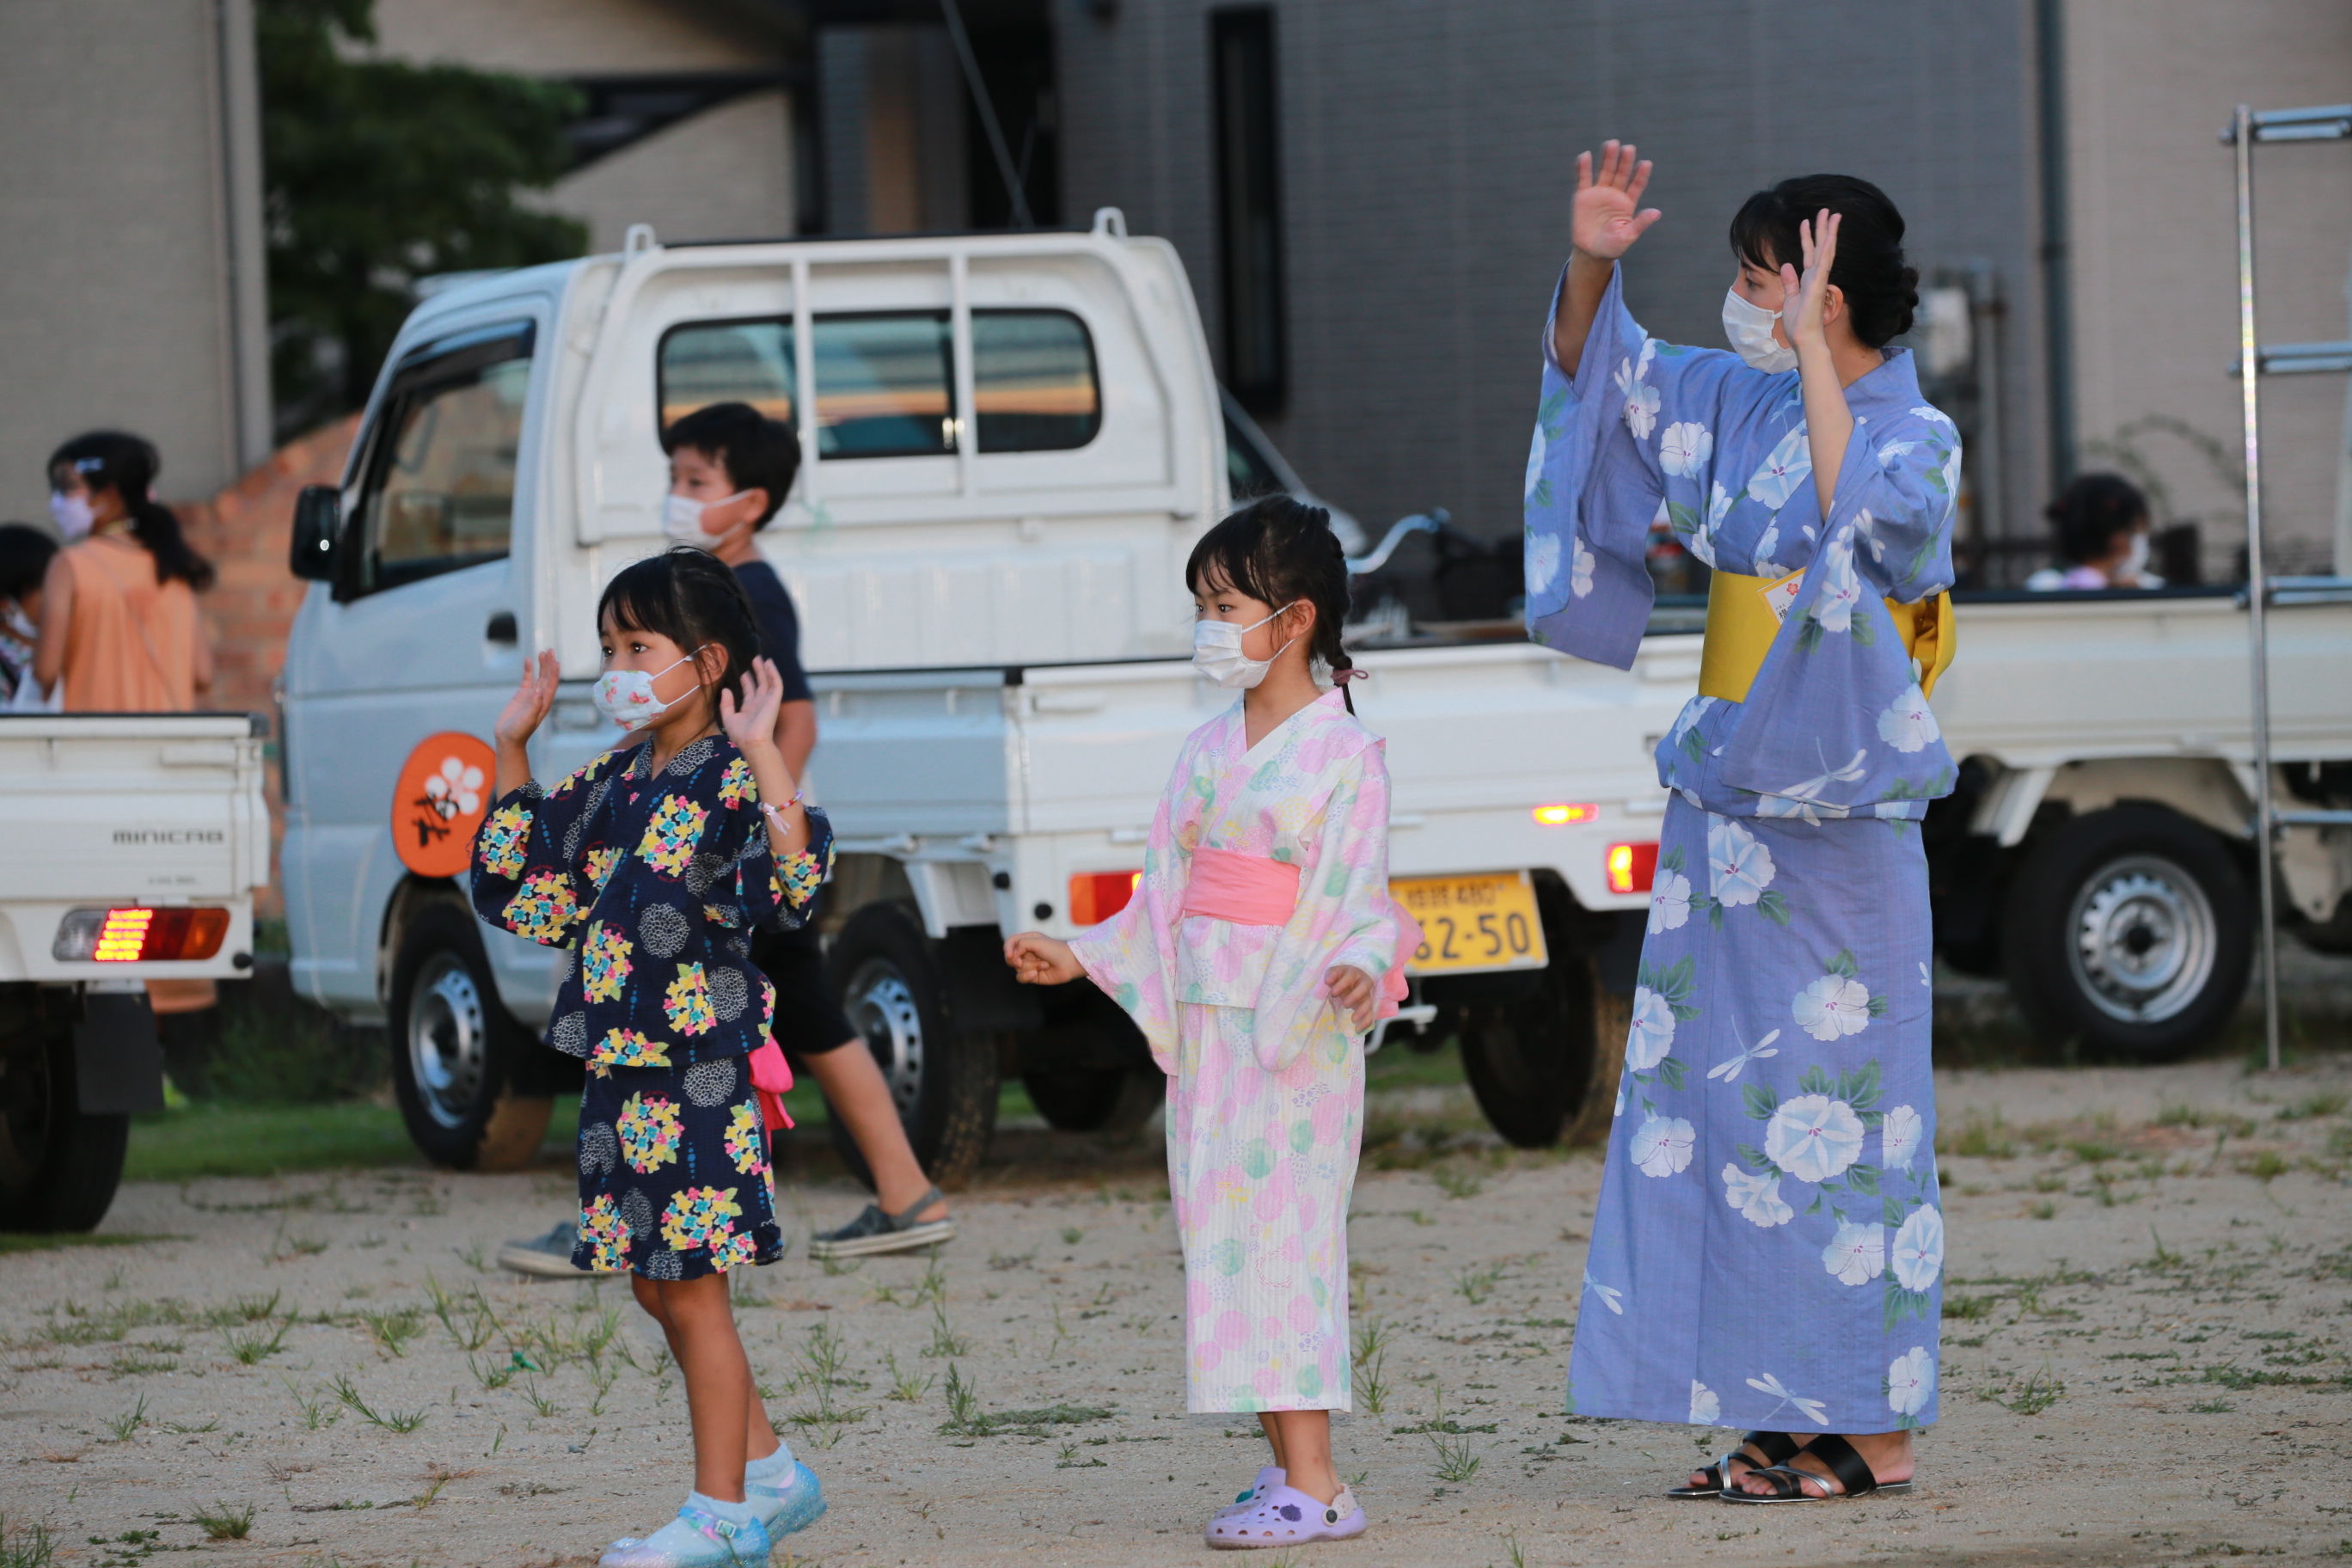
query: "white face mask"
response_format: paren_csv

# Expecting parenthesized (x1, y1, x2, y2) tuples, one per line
(592, 650, 702, 729)
(1722, 286, 1799, 374)
(50, 491, 94, 542)
(1192, 605, 1297, 689)
(2121, 531, 2150, 579)
(661, 491, 751, 548)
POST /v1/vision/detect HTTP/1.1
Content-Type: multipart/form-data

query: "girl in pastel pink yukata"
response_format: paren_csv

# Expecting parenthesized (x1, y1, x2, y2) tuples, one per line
(1006, 497, 1417, 1550)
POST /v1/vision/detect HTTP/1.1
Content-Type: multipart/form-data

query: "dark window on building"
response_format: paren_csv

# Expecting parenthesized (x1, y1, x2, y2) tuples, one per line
(965, 21, 1061, 230)
(1211, 7, 1284, 415)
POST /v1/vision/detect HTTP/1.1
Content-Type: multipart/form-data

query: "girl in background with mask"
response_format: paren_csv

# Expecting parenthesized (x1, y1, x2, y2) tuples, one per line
(34, 431, 214, 712)
(470, 547, 833, 1566)
(0, 524, 59, 707)
(1525, 146, 1958, 1504)
(2026, 473, 2161, 590)
(1004, 496, 1417, 1550)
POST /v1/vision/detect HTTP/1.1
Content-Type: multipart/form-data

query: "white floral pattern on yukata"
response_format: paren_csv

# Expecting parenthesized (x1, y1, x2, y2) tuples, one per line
(1069, 690, 1402, 1413)
(1524, 263, 1951, 1433)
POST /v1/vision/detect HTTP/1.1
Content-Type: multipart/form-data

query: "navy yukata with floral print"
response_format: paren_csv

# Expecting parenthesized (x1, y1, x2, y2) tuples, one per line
(471, 732, 833, 1281)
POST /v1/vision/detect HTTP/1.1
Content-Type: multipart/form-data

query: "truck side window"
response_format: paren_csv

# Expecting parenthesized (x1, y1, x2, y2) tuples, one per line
(971, 310, 1099, 451)
(658, 308, 1100, 457)
(348, 324, 534, 596)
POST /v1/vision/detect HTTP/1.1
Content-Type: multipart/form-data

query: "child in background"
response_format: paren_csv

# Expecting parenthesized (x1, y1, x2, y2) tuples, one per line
(0, 523, 59, 706)
(471, 548, 831, 1566)
(1005, 496, 1415, 1550)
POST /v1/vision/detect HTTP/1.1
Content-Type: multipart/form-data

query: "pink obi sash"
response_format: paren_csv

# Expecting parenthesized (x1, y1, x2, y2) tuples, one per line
(1182, 847, 1426, 1020)
(748, 1039, 795, 1133)
(1183, 847, 1302, 925)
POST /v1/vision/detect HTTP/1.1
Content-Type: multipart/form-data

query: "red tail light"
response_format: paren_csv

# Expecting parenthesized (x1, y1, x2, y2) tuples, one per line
(1068, 871, 1142, 926)
(53, 906, 230, 963)
(1605, 842, 1659, 896)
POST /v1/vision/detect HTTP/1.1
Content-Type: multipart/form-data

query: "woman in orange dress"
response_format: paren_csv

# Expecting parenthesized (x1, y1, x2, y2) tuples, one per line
(33, 431, 214, 713)
(34, 431, 219, 1024)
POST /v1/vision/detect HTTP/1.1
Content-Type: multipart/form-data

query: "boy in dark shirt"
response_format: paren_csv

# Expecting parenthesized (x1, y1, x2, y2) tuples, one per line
(498, 403, 952, 1277)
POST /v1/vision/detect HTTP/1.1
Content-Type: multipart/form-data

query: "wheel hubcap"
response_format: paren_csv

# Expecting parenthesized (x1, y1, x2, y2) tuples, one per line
(2066, 854, 2216, 1025)
(845, 959, 924, 1114)
(408, 954, 487, 1130)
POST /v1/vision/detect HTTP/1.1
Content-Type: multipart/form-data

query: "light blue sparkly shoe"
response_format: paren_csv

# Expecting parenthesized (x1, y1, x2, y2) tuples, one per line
(597, 1503, 773, 1567)
(747, 1459, 827, 1537)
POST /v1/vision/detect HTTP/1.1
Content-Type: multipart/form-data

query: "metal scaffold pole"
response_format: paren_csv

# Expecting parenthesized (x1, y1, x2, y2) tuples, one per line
(2231, 104, 2282, 1074)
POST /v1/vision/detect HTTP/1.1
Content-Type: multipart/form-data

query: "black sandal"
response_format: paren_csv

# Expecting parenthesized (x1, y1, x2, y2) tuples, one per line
(1665, 1430, 1799, 1499)
(1718, 1431, 1913, 1503)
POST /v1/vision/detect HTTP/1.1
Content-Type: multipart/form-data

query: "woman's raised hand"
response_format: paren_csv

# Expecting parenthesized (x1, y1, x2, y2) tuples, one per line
(720, 655, 786, 756)
(493, 650, 560, 750)
(1778, 209, 1841, 348)
(1571, 140, 1661, 263)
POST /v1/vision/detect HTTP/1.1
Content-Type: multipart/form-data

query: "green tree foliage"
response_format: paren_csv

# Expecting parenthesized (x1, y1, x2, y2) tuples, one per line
(260, 0, 586, 437)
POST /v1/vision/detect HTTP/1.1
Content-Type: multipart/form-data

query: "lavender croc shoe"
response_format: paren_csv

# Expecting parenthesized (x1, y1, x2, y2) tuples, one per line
(1205, 1484, 1367, 1549)
(1215, 1467, 1286, 1520)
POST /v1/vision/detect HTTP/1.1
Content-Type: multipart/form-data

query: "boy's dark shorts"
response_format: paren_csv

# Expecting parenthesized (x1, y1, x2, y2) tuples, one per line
(752, 922, 859, 1068)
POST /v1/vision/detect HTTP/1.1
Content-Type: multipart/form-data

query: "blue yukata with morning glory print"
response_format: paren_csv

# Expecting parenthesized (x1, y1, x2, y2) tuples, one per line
(1523, 263, 1955, 1435)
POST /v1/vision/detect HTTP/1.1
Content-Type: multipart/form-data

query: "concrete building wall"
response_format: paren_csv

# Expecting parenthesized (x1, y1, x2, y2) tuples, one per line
(1057, 0, 2053, 557)
(545, 89, 798, 251)
(0, 0, 269, 515)
(2062, 0, 2352, 577)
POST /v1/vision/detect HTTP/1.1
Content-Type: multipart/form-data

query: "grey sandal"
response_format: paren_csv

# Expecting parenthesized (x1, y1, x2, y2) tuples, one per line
(805, 1184, 955, 1259)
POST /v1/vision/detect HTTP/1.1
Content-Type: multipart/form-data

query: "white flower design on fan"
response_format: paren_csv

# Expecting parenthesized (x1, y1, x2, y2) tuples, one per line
(1630, 1114, 1695, 1178)
(1891, 1204, 1945, 1292)
(423, 756, 485, 821)
(1763, 1093, 1864, 1183)
(1821, 1221, 1886, 1286)
(1886, 1346, 1936, 1418)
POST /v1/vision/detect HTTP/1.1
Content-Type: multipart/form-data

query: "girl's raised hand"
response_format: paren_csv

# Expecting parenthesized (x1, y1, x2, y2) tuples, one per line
(493, 650, 560, 750)
(1004, 932, 1083, 986)
(1324, 964, 1377, 1032)
(1777, 209, 1841, 349)
(720, 656, 785, 755)
(1571, 140, 1661, 263)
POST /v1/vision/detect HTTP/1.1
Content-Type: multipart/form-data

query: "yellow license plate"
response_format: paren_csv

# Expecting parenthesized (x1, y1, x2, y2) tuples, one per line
(1390, 871, 1548, 974)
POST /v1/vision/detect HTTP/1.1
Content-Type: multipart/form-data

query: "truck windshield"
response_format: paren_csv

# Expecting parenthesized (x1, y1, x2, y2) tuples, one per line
(658, 309, 1099, 456)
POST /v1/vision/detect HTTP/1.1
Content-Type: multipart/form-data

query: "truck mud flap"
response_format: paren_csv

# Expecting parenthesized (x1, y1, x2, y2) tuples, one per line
(75, 991, 165, 1115)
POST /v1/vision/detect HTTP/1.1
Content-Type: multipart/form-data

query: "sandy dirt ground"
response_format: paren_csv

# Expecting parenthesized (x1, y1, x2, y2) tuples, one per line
(5, 1050, 2350, 1568)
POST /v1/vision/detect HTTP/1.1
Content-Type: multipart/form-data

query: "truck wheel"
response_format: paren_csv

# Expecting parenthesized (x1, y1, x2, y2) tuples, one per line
(0, 1015, 128, 1233)
(830, 902, 997, 1190)
(1457, 953, 1604, 1149)
(388, 903, 551, 1171)
(2001, 805, 2252, 1063)
(1022, 1068, 1166, 1136)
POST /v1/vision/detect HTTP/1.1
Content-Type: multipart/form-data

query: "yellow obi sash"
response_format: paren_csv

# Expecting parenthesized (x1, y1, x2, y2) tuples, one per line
(1697, 570, 1955, 704)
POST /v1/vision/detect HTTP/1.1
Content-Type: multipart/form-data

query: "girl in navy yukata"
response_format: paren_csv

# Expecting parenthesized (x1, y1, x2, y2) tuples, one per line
(472, 547, 833, 1565)
(1526, 145, 1961, 1506)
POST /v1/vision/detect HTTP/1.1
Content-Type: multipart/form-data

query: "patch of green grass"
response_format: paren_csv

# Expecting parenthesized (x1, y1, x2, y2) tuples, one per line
(0, 1232, 182, 1254)
(2276, 1092, 2348, 1121)
(2236, 1149, 2290, 1183)
(126, 1102, 420, 1182)
(1941, 1112, 2015, 1160)
(0, 1512, 54, 1568)
(1942, 1293, 1996, 1320)
(191, 1502, 253, 1541)
(1980, 1363, 2064, 1415)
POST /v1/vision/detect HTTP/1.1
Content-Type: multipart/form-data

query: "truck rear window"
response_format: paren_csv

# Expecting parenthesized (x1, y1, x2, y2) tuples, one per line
(658, 309, 1099, 457)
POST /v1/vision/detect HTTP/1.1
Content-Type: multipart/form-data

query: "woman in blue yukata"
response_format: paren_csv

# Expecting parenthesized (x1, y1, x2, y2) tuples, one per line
(1525, 143, 1960, 1504)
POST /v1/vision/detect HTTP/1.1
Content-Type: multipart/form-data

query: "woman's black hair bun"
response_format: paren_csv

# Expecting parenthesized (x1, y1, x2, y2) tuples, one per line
(1729, 175, 1918, 348)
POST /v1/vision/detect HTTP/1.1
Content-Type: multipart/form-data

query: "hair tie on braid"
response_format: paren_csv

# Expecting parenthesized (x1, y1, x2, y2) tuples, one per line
(1332, 668, 1369, 683)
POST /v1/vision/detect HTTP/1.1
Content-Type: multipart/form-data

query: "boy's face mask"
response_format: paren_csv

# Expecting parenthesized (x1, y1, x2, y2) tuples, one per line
(592, 650, 703, 728)
(661, 491, 753, 548)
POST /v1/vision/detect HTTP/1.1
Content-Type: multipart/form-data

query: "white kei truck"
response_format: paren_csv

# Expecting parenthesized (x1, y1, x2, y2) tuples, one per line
(276, 213, 2352, 1183)
(0, 713, 271, 1227)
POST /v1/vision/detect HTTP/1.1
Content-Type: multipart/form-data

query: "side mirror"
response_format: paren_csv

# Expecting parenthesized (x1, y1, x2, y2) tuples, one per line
(289, 485, 340, 581)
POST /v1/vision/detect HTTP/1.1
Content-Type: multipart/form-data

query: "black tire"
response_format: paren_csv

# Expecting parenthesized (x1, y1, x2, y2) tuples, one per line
(1457, 941, 1602, 1150)
(2000, 805, 2252, 1062)
(828, 901, 998, 1190)
(1022, 1067, 1167, 1135)
(388, 902, 551, 1171)
(0, 1006, 129, 1233)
